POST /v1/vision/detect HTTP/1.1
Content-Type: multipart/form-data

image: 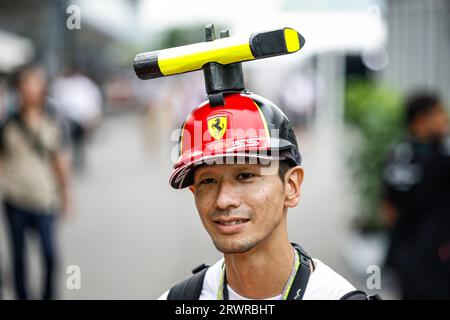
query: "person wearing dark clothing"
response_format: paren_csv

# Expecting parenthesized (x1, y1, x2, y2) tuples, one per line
(0, 64, 71, 299)
(381, 92, 450, 299)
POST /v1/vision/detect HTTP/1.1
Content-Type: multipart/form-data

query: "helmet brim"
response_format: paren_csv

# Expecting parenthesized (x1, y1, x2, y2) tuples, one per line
(169, 152, 287, 189)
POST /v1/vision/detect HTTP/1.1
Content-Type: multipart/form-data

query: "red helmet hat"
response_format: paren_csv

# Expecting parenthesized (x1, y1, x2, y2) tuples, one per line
(133, 24, 305, 189)
(169, 91, 301, 189)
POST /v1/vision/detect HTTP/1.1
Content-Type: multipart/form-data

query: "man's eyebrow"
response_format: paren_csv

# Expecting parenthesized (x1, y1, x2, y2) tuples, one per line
(193, 166, 215, 180)
(194, 162, 269, 179)
(236, 165, 262, 172)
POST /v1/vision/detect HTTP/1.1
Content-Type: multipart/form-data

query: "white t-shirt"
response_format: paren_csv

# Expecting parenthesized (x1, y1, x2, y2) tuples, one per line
(158, 257, 356, 300)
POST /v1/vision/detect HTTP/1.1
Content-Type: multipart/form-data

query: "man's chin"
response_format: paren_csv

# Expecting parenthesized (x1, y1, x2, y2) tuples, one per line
(212, 238, 258, 254)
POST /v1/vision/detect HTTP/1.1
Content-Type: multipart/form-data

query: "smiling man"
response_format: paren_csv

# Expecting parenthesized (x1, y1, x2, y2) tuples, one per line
(156, 91, 378, 301)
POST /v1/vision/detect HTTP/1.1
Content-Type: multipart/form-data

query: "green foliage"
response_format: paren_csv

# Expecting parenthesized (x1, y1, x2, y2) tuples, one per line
(344, 78, 403, 231)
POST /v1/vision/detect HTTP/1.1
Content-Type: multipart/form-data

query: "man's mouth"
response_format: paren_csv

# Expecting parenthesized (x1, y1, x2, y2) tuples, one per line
(215, 219, 250, 226)
(213, 217, 250, 234)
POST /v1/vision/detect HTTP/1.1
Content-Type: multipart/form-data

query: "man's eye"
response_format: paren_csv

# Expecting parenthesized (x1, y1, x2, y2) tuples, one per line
(199, 178, 216, 185)
(237, 173, 255, 180)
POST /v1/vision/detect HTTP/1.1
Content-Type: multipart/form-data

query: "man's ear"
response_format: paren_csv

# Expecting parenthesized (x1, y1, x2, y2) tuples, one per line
(189, 185, 195, 194)
(284, 166, 304, 208)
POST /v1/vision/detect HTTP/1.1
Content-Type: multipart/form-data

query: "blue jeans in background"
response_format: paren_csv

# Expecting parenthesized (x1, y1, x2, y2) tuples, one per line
(3, 201, 57, 300)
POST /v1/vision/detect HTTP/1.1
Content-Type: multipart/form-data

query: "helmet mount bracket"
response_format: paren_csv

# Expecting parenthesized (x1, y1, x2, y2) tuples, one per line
(202, 24, 245, 106)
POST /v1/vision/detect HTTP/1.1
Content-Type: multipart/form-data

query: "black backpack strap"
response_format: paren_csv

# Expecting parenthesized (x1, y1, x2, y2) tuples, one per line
(340, 290, 383, 300)
(167, 264, 209, 300)
(287, 243, 312, 300)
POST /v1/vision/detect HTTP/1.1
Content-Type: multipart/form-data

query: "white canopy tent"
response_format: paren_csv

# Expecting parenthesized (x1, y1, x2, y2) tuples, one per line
(0, 29, 34, 73)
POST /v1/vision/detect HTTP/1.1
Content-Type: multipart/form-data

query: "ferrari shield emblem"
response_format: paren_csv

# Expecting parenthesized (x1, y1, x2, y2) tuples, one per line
(207, 116, 227, 140)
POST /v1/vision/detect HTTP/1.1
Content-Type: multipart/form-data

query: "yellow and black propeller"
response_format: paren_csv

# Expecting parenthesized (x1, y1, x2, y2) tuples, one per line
(133, 24, 305, 99)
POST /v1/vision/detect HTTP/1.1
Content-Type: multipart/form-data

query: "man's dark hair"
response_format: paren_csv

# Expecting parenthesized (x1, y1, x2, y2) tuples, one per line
(278, 160, 294, 183)
(10, 62, 46, 89)
(405, 92, 441, 126)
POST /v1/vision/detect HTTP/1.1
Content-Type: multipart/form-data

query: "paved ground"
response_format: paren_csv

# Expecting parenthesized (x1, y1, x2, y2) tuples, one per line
(0, 112, 398, 299)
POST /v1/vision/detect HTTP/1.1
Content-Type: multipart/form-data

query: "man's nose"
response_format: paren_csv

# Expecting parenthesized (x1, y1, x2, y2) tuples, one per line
(214, 180, 241, 210)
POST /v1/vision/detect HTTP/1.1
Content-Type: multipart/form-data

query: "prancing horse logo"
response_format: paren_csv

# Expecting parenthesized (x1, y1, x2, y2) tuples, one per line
(207, 116, 227, 140)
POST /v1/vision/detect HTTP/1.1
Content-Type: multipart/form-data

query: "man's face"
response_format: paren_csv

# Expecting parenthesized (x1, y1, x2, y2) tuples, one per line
(19, 68, 47, 107)
(191, 161, 288, 254)
(426, 104, 449, 139)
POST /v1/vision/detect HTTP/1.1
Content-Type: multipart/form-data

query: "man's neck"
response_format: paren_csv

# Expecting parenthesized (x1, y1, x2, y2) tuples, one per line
(223, 228, 294, 299)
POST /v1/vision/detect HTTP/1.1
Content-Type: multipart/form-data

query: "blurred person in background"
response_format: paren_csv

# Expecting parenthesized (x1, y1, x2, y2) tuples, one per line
(0, 63, 72, 300)
(51, 67, 102, 173)
(381, 92, 450, 299)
